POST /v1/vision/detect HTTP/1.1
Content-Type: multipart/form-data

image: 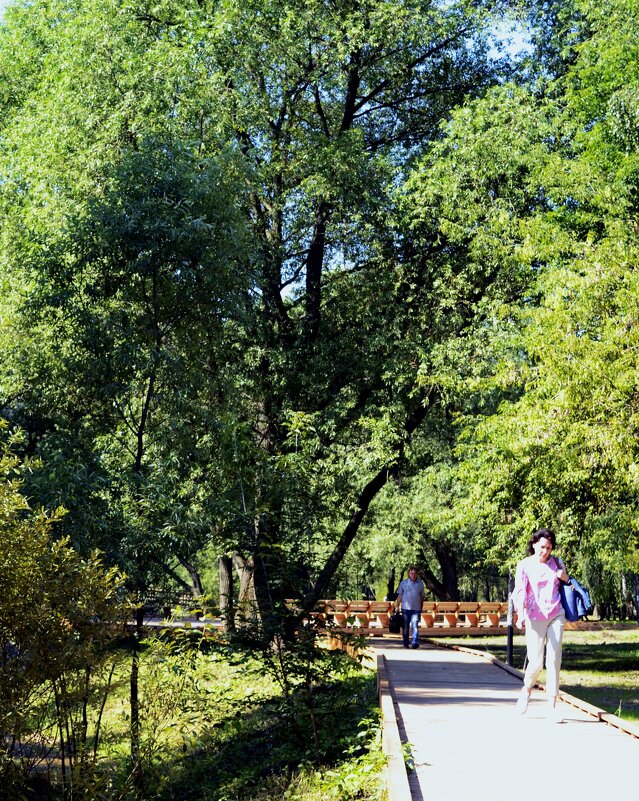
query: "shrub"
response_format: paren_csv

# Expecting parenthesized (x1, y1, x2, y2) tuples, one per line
(0, 429, 127, 800)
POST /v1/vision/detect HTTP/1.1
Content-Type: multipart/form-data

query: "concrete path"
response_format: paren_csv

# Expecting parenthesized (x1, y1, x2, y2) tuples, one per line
(373, 639, 639, 801)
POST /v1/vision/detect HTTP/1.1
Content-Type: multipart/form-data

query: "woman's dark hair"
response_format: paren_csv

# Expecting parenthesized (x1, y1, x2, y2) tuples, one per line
(526, 527, 556, 555)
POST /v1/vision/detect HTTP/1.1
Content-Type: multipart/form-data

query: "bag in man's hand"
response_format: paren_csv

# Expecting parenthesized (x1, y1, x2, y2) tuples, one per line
(388, 610, 402, 634)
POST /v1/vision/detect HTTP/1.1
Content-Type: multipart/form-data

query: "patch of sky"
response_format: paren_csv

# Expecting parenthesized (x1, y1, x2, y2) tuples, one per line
(489, 16, 534, 61)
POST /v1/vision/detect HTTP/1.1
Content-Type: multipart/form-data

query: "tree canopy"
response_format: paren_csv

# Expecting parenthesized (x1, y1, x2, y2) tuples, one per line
(1, 0, 638, 622)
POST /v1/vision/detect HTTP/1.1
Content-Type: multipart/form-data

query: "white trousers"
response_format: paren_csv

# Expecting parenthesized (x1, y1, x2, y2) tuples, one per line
(523, 613, 565, 698)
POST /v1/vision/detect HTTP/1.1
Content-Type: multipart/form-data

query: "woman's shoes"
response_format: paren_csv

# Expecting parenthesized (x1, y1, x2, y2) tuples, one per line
(547, 700, 564, 723)
(516, 687, 530, 714)
(516, 689, 564, 721)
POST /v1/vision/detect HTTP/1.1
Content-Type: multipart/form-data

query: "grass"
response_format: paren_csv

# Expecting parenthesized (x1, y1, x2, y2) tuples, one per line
(436, 626, 639, 722)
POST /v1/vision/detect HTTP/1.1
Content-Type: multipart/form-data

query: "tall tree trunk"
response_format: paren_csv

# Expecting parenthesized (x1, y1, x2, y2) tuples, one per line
(304, 200, 331, 342)
(218, 555, 234, 632)
(130, 606, 144, 797)
(434, 541, 459, 601)
(233, 552, 255, 607)
(178, 556, 204, 597)
(417, 542, 459, 601)
(418, 556, 447, 599)
(386, 566, 397, 601)
(251, 517, 283, 637)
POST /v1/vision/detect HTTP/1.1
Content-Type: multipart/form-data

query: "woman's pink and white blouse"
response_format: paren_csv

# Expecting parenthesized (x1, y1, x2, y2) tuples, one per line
(513, 556, 563, 622)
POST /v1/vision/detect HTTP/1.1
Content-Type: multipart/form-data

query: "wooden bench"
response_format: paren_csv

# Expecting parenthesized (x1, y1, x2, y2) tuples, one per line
(322, 600, 349, 627)
(478, 602, 504, 627)
(436, 601, 461, 627)
(421, 601, 437, 627)
(457, 601, 480, 627)
(369, 601, 393, 629)
(303, 599, 514, 635)
(348, 600, 372, 628)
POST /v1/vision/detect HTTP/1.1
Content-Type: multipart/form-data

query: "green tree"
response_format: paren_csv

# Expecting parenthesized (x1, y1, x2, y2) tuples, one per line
(397, 0, 639, 608)
(346, 84, 556, 598)
(0, 0, 516, 628)
(0, 426, 126, 798)
(186, 0, 515, 620)
(0, 0, 251, 594)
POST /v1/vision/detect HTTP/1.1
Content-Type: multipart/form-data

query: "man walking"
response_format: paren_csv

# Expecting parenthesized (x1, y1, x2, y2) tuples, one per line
(396, 566, 425, 648)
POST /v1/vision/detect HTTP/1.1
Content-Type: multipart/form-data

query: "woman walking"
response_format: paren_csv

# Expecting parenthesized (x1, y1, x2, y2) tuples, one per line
(512, 527, 569, 722)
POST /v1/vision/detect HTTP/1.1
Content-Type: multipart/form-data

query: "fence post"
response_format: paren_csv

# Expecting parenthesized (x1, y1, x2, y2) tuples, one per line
(506, 572, 514, 667)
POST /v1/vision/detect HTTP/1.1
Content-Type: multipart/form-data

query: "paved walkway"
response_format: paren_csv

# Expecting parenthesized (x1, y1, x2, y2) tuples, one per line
(373, 639, 639, 801)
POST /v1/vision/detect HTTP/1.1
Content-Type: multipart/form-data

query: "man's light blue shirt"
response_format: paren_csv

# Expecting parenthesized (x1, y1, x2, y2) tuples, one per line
(398, 578, 425, 611)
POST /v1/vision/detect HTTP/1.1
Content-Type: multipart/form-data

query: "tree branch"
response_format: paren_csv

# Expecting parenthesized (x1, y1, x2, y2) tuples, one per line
(302, 395, 435, 611)
(149, 554, 193, 596)
(313, 84, 331, 137)
(303, 200, 331, 342)
(340, 48, 362, 132)
(353, 26, 475, 114)
(416, 554, 448, 598)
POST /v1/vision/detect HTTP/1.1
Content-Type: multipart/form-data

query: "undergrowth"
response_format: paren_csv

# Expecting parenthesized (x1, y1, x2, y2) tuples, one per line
(95, 632, 386, 801)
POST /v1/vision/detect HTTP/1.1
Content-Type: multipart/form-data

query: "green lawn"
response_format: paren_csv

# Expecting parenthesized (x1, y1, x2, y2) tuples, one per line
(436, 626, 639, 722)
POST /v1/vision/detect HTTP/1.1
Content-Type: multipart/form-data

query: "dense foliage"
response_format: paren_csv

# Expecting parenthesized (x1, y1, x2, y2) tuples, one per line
(0, 0, 515, 613)
(1, 0, 639, 611)
(0, 427, 127, 798)
(0, 0, 638, 593)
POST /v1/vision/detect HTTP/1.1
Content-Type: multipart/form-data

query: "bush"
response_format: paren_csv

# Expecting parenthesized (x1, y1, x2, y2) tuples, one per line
(0, 429, 127, 800)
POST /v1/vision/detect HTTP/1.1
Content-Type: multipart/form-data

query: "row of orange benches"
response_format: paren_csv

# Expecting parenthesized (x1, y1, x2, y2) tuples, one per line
(313, 600, 514, 634)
